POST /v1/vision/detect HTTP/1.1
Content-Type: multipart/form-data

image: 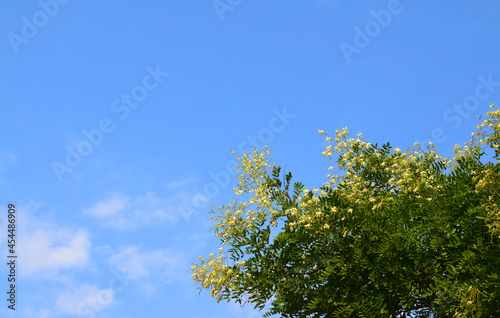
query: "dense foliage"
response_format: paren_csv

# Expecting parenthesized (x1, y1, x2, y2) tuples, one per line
(191, 105, 500, 317)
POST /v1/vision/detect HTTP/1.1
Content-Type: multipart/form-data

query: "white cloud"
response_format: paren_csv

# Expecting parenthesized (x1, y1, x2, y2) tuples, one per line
(56, 284, 115, 316)
(82, 194, 129, 218)
(164, 175, 198, 191)
(108, 246, 187, 295)
(108, 246, 149, 280)
(20, 228, 91, 276)
(83, 192, 182, 231)
(4, 201, 100, 317)
(17, 203, 91, 277)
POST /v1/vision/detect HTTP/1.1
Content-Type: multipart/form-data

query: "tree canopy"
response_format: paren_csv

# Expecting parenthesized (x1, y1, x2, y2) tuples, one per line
(191, 105, 500, 317)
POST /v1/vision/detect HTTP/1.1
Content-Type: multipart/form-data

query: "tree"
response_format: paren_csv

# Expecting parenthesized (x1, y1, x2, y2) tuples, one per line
(191, 104, 500, 317)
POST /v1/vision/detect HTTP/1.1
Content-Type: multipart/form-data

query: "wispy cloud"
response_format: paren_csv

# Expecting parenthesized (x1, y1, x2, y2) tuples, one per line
(3, 202, 105, 317)
(56, 284, 115, 316)
(17, 204, 91, 277)
(21, 229, 90, 276)
(165, 175, 198, 191)
(82, 191, 194, 230)
(108, 246, 187, 295)
(82, 194, 129, 218)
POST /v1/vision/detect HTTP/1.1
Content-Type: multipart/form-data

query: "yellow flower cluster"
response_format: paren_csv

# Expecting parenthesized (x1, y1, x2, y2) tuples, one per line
(190, 247, 244, 302)
(470, 104, 500, 237)
(191, 146, 276, 298)
(455, 104, 500, 160)
(211, 145, 278, 243)
(454, 285, 483, 317)
(316, 127, 451, 213)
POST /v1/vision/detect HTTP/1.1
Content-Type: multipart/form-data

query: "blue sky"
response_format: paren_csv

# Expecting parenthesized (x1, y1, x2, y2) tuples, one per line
(1, 1, 500, 317)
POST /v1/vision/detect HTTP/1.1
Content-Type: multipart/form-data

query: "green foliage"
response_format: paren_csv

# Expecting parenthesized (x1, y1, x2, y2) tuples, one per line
(191, 105, 500, 317)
